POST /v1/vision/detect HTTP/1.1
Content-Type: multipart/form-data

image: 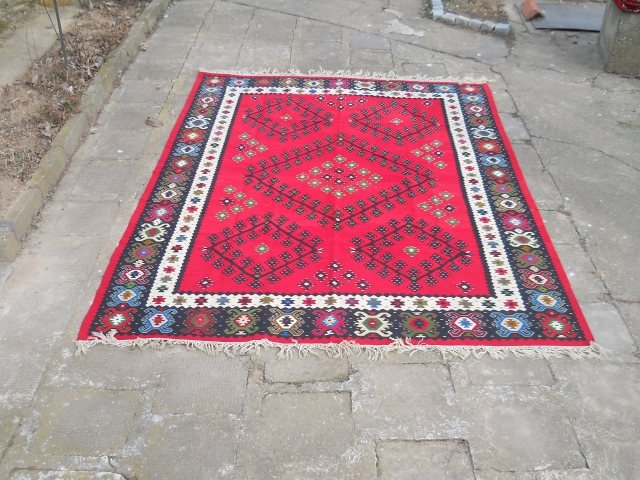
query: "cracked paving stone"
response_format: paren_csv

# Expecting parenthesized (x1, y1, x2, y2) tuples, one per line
(377, 439, 475, 479)
(8, 472, 126, 480)
(263, 349, 350, 383)
(154, 350, 248, 415)
(239, 391, 375, 478)
(29, 389, 141, 456)
(352, 363, 462, 439)
(460, 389, 586, 471)
(463, 356, 554, 386)
(128, 414, 238, 480)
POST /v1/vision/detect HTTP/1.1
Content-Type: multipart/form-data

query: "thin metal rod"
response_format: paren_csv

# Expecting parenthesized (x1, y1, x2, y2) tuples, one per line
(51, 0, 68, 68)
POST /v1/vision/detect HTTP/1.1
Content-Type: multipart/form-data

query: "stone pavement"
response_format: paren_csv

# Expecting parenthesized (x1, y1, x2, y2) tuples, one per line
(1, 0, 640, 478)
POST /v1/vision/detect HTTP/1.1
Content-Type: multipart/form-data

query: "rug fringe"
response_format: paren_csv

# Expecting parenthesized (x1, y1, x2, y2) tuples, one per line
(76, 330, 609, 361)
(197, 68, 493, 84)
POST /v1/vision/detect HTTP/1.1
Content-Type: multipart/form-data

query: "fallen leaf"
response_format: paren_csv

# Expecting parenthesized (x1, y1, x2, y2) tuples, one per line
(146, 117, 163, 127)
(39, 121, 52, 138)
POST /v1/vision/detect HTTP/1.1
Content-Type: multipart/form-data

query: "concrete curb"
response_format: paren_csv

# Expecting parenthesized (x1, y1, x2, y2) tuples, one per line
(0, 0, 173, 262)
(428, 0, 512, 36)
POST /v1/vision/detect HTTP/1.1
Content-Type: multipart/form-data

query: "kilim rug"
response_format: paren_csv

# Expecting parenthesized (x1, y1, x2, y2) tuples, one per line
(77, 72, 603, 359)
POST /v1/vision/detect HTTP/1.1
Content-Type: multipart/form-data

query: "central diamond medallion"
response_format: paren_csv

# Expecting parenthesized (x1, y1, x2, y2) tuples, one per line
(295, 154, 383, 199)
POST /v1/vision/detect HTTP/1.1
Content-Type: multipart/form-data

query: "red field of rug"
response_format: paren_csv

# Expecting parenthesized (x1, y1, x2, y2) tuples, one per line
(77, 72, 599, 358)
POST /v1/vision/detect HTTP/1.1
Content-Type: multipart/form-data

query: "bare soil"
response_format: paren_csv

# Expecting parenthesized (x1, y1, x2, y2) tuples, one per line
(0, 0, 39, 41)
(441, 0, 607, 24)
(443, 0, 509, 23)
(0, 0, 146, 216)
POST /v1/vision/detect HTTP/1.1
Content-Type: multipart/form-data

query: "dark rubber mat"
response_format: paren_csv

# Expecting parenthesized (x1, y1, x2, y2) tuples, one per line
(532, 3, 606, 31)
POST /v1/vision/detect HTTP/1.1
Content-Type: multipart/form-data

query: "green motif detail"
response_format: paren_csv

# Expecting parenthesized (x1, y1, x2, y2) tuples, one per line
(512, 249, 550, 270)
(224, 308, 262, 335)
(400, 312, 440, 338)
(124, 242, 161, 264)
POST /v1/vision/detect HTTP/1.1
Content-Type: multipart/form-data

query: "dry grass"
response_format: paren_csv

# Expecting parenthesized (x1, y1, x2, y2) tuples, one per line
(442, 0, 509, 23)
(0, 0, 146, 215)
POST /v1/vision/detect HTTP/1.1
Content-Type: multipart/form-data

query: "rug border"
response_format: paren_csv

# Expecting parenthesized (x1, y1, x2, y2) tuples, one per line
(78, 71, 210, 341)
(481, 85, 594, 344)
(77, 71, 599, 358)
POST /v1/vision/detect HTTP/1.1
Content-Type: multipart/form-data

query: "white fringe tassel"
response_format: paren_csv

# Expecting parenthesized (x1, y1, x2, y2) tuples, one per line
(198, 68, 493, 84)
(76, 330, 609, 361)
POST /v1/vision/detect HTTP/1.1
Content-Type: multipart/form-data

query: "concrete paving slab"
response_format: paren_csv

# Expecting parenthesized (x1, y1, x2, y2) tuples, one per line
(401, 62, 449, 77)
(47, 346, 163, 391)
(599, 440, 640, 480)
(389, 0, 423, 9)
(184, 43, 243, 70)
(154, 351, 248, 414)
(239, 391, 373, 478)
(592, 72, 640, 92)
(127, 414, 239, 479)
(511, 143, 564, 211)
(0, 262, 11, 288)
(8, 472, 126, 480)
(0, 411, 18, 458)
(350, 35, 391, 50)
(99, 103, 164, 132)
(580, 303, 636, 358)
(38, 202, 121, 237)
(536, 471, 592, 480)
(0, 342, 49, 404)
(461, 389, 586, 471)
(163, 5, 212, 23)
(80, 129, 153, 160)
(126, 59, 186, 82)
(237, 44, 292, 70)
(377, 439, 475, 479)
(550, 361, 640, 445)
(295, 17, 343, 42)
(262, 350, 350, 383)
(540, 211, 580, 245)
(115, 81, 173, 105)
(554, 244, 608, 305)
(349, 49, 394, 70)
(532, 137, 640, 302)
(229, 0, 369, 34)
(615, 301, 640, 354)
(244, 8, 297, 44)
(498, 66, 640, 168)
(499, 113, 531, 143)
(491, 89, 518, 115)
(135, 42, 195, 62)
(508, 32, 602, 79)
(351, 363, 462, 439)
(7, 235, 102, 283)
(203, 14, 255, 39)
(0, 278, 89, 338)
(58, 163, 138, 201)
(29, 389, 141, 455)
(391, 41, 440, 63)
(293, 41, 349, 72)
(474, 471, 529, 480)
(462, 356, 554, 386)
(389, 21, 508, 61)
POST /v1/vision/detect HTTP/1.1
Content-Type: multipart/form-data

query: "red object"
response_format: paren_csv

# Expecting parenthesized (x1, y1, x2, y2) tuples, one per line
(521, 0, 544, 20)
(78, 73, 595, 352)
(615, 0, 640, 13)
